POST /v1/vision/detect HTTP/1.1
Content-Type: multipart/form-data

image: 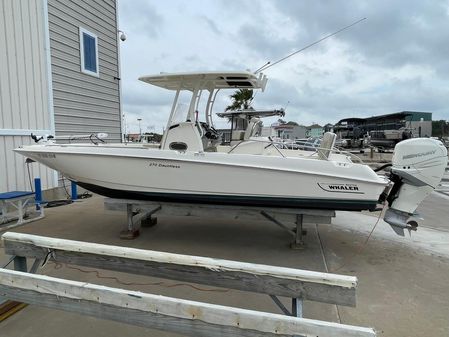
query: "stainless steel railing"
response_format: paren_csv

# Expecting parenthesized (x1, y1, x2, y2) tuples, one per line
(227, 138, 364, 163)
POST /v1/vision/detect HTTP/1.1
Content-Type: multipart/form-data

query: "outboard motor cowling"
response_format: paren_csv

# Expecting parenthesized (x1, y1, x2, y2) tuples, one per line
(385, 138, 447, 235)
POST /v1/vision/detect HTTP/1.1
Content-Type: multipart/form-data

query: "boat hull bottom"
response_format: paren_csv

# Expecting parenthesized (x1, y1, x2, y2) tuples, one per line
(77, 182, 378, 211)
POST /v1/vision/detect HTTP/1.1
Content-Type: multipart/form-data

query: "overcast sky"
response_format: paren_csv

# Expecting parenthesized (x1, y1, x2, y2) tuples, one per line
(118, 0, 449, 133)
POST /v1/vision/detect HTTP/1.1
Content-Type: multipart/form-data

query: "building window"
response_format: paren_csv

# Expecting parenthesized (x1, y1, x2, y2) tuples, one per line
(79, 27, 99, 77)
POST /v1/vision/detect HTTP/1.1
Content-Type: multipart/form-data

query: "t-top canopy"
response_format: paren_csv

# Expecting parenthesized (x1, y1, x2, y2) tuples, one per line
(217, 109, 285, 119)
(138, 71, 267, 91)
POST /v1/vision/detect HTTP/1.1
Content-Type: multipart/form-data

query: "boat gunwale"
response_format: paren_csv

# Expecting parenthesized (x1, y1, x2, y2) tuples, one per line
(15, 146, 388, 187)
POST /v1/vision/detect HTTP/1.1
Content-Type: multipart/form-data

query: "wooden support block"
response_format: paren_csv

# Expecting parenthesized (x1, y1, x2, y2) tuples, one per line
(141, 216, 157, 227)
(0, 269, 376, 337)
(119, 229, 140, 240)
(0, 300, 28, 322)
(290, 242, 306, 250)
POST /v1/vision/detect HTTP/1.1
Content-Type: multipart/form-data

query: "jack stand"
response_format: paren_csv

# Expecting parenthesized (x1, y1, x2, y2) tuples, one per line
(290, 214, 306, 250)
(120, 204, 140, 239)
(105, 199, 334, 247)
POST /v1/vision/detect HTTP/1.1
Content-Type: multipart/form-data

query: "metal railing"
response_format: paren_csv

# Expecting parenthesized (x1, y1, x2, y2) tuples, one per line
(227, 138, 365, 163)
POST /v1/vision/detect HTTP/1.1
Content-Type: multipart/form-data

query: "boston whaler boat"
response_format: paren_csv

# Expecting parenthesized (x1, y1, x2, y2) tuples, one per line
(15, 71, 447, 234)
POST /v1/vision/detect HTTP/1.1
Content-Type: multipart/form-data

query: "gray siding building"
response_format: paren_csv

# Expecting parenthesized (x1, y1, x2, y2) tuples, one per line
(0, 0, 122, 193)
(48, 0, 121, 141)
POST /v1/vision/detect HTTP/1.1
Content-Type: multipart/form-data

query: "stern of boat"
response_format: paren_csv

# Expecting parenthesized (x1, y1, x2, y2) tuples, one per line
(384, 138, 448, 235)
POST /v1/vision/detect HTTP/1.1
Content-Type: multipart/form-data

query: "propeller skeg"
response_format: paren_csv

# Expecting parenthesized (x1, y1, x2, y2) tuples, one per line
(384, 208, 419, 237)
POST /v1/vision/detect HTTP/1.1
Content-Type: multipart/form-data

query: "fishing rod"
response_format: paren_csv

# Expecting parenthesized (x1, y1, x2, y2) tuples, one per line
(255, 17, 367, 73)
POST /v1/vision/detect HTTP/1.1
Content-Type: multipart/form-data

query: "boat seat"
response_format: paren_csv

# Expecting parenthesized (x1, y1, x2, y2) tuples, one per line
(232, 130, 245, 141)
(244, 118, 262, 140)
(318, 132, 337, 160)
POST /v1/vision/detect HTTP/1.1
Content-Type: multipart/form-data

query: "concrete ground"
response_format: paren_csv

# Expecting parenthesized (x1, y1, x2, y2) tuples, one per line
(1, 192, 449, 337)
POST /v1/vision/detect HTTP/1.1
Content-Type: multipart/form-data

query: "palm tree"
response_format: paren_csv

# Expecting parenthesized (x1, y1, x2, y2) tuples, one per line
(225, 89, 254, 111)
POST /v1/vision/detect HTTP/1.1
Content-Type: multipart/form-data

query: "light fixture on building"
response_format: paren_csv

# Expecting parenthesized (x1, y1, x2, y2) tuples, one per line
(118, 30, 127, 41)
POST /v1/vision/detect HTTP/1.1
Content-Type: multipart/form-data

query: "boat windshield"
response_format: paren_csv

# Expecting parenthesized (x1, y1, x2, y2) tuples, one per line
(171, 103, 189, 124)
(232, 118, 248, 131)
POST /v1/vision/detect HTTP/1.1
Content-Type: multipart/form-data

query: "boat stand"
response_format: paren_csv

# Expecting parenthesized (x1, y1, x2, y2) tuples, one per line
(104, 198, 335, 248)
(0, 232, 375, 336)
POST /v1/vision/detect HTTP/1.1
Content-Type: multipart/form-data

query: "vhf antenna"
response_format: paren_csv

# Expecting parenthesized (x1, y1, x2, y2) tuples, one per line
(255, 17, 367, 73)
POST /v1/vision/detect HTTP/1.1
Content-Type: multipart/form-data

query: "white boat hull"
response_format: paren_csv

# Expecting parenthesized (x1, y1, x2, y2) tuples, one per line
(15, 144, 388, 211)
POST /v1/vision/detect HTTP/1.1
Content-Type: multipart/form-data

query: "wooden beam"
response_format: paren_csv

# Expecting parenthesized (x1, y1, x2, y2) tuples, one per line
(0, 269, 375, 337)
(2, 232, 357, 306)
(104, 198, 335, 224)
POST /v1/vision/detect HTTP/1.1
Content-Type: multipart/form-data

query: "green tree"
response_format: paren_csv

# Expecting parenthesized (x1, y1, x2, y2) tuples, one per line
(432, 120, 449, 137)
(225, 89, 254, 111)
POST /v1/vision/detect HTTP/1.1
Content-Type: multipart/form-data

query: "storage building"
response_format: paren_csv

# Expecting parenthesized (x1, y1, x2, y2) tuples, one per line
(0, 0, 122, 193)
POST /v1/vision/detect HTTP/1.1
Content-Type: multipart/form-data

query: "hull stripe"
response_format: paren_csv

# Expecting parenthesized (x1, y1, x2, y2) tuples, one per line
(77, 182, 378, 211)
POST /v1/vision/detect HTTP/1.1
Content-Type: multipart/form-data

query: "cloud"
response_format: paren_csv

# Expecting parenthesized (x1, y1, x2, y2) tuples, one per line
(200, 15, 221, 35)
(117, 0, 449, 133)
(119, 0, 164, 39)
(272, 0, 449, 71)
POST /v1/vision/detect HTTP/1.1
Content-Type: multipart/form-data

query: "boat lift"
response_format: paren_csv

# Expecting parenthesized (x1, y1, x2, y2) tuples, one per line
(104, 198, 335, 248)
(0, 232, 375, 336)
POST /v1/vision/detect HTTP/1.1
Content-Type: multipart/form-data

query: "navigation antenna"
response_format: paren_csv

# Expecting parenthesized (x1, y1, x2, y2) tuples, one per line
(254, 17, 367, 73)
